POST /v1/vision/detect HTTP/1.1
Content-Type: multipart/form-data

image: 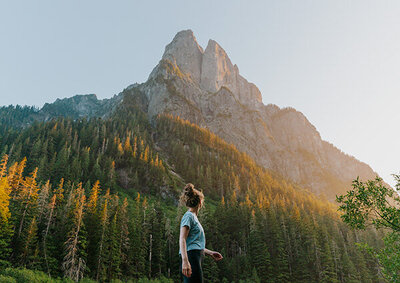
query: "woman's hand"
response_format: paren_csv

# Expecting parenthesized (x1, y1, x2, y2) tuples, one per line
(182, 259, 192, 278)
(210, 251, 223, 261)
(204, 248, 223, 261)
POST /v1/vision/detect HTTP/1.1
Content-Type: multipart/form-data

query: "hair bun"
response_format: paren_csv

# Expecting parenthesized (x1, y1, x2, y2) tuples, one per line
(184, 183, 194, 196)
(180, 183, 204, 209)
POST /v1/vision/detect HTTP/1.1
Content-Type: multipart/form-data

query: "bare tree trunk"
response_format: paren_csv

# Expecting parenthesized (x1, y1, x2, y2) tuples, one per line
(44, 195, 56, 276)
(149, 233, 152, 278)
(96, 198, 108, 282)
(63, 190, 86, 282)
(96, 224, 106, 281)
(18, 187, 32, 237)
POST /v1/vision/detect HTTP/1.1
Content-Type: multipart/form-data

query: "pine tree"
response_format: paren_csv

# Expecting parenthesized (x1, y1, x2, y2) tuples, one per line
(20, 216, 39, 268)
(9, 166, 40, 265)
(202, 245, 219, 283)
(0, 155, 13, 267)
(317, 228, 338, 283)
(17, 168, 39, 238)
(117, 197, 130, 277)
(37, 180, 50, 223)
(9, 158, 27, 200)
(104, 196, 122, 281)
(129, 193, 147, 278)
(43, 194, 56, 275)
(249, 210, 273, 282)
(62, 183, 87, 281)
(96, 188, 110, 281)
(85, 180, 101, 277)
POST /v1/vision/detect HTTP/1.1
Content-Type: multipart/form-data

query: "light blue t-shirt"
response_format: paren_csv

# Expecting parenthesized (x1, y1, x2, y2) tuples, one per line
(179, 210, 206, 254)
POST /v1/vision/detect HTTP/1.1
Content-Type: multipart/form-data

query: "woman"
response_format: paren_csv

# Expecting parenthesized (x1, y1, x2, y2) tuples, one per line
(179, 183, 223, 282)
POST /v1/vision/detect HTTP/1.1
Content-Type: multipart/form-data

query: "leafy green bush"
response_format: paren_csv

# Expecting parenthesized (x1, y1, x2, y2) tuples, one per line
(78, 279, 97, 283)
(134, 277, 174, 283)
(0, 268, 54, 283)
(0, 268, 95, 283)
(0, 268, 175, 283)
(0, 274, 17, 283)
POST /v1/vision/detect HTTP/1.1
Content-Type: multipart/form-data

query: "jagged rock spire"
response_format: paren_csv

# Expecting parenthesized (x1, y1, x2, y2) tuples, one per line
(153, 30, 262, 105)
(161, 30, 203, 84)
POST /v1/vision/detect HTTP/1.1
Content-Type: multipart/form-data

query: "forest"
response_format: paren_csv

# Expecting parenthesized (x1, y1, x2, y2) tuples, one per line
(0, 99, 386, 282)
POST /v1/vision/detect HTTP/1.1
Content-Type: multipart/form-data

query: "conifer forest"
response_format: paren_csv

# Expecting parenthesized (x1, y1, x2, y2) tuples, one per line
(0, 98, 385, 282)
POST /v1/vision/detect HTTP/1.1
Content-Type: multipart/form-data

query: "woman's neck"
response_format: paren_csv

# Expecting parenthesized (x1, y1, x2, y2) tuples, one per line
(189, 207, 198, 215)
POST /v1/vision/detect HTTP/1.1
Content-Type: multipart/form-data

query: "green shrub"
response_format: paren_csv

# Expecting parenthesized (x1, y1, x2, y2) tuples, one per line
(0, 268, 54, 283)
(0, 268, 176, 283)
(0, 274, 17, 283)
(78, 279, 97, 283)
(135, 277, 174, 283)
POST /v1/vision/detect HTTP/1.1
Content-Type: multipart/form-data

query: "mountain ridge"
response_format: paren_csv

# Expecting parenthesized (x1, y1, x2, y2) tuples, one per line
(128, 29, 380, 199)
(0, 29, 381, 200)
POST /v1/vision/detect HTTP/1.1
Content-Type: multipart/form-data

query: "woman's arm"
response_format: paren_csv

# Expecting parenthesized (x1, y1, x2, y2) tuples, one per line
(179, 226, 192, 278)
(204, 248, 223, 261)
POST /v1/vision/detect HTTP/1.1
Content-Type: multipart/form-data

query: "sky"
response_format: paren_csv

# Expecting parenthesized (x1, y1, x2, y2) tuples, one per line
(1, 1, 400, 186)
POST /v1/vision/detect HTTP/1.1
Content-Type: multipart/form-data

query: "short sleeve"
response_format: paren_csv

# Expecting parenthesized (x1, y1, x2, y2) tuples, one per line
(180, 213, 193, 229)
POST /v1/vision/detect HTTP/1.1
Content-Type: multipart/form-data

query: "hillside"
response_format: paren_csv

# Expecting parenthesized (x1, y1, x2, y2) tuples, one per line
(0, 92, 385, 282)
(0, 94, 122, 129)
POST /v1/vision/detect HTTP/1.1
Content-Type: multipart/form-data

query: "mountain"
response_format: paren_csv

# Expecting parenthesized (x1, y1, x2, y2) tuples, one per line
(40, 93, 122, 120)
(0, 30, 386, 282)
(123, 30, 379, 200)
(1, 30, 380, 200)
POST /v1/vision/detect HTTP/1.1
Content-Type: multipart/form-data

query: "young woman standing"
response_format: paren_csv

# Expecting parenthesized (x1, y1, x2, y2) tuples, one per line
(179, 183, 223, 282)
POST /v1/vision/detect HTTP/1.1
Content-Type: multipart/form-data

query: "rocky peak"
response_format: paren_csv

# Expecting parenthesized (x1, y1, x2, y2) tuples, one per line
(132, 30, 381, 200)
(200, 39, 235, 93)
(201, 39, 262, 105)
(150, 30, 262, 106)
(160, 29, 203, 83)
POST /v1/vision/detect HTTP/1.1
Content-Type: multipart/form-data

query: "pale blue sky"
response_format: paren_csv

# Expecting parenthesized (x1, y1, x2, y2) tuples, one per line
(1, 1, 400, 186)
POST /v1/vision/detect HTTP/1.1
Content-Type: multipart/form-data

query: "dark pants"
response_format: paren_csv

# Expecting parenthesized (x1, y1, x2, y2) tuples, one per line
(180, 249, 204, 283)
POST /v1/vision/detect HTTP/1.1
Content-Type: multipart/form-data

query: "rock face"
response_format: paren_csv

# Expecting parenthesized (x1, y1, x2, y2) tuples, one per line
(0, 94, 123, 128)
(14, 30, 379, 200)
(40, 94, 122, 120)
(125, 29, 380, 200)
(200, 39, 262, 105)
(148, 30, 262, 108)
(159, 30, 203, 84)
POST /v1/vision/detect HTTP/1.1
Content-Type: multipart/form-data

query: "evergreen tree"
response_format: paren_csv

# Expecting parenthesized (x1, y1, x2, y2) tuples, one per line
(96, 188, 110, 281)
(0, 155, 13, 267)
(249, 210, 273, 282)
(62, 183, 87, 281)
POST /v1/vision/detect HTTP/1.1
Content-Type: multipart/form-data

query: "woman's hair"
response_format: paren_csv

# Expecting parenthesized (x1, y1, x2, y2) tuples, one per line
(180, 183, 204, 209)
